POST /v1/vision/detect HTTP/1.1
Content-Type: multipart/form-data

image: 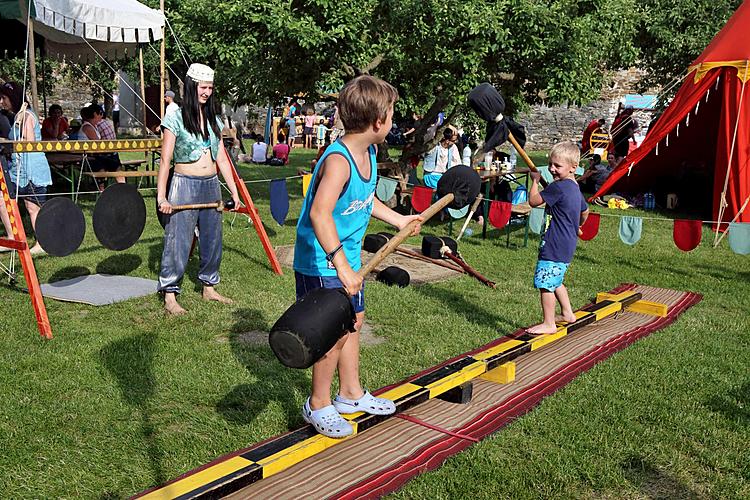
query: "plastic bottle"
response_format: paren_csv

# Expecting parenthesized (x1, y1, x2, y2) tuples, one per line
(509, 146, 518, 168)
(644, 192, 654, 210)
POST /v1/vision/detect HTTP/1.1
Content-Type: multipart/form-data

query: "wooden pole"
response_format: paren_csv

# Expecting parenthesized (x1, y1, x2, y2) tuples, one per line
(139, 48, 148, 136)
(27, 19, 40, 113)
(508, 131, 548, 188)
(160, 0, 165, 119)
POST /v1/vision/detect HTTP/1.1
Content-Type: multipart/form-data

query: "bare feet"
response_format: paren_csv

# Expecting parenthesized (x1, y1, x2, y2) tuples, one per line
(29, 244, 46, 256)
(555, 313, 577, 324)
(526, 322, 559, 335)
(164, 292, 187, 315)
(202, 286, 234, 304)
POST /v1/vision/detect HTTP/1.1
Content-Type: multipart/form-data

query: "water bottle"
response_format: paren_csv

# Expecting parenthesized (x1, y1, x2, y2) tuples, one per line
(510, 146, 517, 168)
(644, 192, 654, 210)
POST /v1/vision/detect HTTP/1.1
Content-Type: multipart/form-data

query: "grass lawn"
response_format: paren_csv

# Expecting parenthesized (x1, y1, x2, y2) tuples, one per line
(0, 146, 748, 498)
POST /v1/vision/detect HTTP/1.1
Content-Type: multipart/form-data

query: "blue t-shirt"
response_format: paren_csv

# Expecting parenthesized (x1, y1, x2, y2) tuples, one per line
(294, 140, 377, 276)
(538, 178, 587, 263)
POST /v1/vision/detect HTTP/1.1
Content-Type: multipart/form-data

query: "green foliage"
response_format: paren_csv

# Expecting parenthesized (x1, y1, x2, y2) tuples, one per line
(636, 0, 743, 88)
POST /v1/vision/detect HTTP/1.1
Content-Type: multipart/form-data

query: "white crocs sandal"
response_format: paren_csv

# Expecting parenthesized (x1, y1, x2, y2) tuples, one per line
(333, 390, 396, 416)
(302, 398, 353, 438)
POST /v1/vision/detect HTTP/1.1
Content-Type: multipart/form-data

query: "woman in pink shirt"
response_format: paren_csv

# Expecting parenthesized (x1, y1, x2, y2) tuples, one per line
(303, 108, 317, 149)
(272, 133, 291, 164)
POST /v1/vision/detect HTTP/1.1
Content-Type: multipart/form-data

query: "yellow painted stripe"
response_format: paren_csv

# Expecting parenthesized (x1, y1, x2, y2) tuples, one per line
(529, 329, 567, 351)
(341, 383, 424, 420)
(479, 362, 516, 384)
(139, 456, 254, 499)
(472, 339, 525, 361)
(258, 427, 357, 477)
(595, 291, 638, 303)
(625, 300, 669, 317)
(594, 301, 622, 320)
(557, 310, 593, 325)
(426, 361, 487, 398)
(11, 139, 162, 153)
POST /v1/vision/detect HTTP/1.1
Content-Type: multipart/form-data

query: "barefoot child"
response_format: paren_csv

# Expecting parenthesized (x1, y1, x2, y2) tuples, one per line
(294, 75, 422, 437)
(527, 141, 589, 334)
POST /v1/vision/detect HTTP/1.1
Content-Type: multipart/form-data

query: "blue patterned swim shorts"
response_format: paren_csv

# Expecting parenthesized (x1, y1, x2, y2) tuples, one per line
(533, 260, 569, 291)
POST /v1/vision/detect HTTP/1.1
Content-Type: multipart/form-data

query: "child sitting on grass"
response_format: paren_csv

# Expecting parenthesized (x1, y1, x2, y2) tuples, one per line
(294, 75, 422, 438)
(527, 141, 589, 334)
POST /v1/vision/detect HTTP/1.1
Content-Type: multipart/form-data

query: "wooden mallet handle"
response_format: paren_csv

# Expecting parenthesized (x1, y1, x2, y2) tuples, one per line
(359, 193, 454, 277)
(457, 193, 484, 241)
(169, 199, 235, 211)
(508, 132, 548, 188)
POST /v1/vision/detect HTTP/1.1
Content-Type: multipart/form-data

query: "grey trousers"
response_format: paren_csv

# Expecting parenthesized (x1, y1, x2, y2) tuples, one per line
(158, 173, 222, 294)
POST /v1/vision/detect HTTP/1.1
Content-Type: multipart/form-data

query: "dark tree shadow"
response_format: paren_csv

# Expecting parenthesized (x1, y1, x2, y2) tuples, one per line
(622, 455, 700, 499)
(96, 254, 142, 275)
(99, 333, 164, 485)
(48, 265, 91, 283)
(216, 308, 310, 428)
(705, 380, 750, 427)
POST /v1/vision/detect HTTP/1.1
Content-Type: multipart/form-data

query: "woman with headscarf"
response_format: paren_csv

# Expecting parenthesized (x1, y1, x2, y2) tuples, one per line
(156, 63, 241, 315)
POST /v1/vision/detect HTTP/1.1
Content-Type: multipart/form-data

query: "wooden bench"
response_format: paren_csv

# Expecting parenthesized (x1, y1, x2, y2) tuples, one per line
(120, 158, 146, 171)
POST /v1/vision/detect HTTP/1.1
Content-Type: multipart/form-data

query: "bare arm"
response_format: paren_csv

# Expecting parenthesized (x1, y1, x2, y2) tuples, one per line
(157, 129, 176, 213)
(528, 171, 545, 207)
(310, 155, 362, 295)
(215, 140, 240, 210)
(578, 209, 590, 236)
(21, 111, 36, 141)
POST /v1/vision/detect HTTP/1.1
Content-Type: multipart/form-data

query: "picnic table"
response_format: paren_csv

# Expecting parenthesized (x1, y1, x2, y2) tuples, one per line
(477, 166, 532, 246)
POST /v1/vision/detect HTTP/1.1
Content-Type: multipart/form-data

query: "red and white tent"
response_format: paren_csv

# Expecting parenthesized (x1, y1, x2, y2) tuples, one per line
(594, 0, 750, 227)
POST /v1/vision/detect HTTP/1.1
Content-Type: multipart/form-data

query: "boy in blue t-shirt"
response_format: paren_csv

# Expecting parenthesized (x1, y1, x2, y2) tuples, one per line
(527, 141, 589, 334)
(294, 75, 423, 438)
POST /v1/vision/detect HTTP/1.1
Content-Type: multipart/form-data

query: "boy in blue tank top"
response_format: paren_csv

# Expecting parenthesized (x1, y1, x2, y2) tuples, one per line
(294, 75, 423, 438)
(527, 141, 589, 335)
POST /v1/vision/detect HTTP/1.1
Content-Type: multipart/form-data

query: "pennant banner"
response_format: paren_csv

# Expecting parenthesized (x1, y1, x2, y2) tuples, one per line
(269, 178, 289, 226)
(529, 207, 545, 234)
(673, 219, 702, 251)
(579, 213, 600, 241)
(376, 177, 398, 202)
(411, 186, 434, 213)
(619, 216, 643, 245)
(302, 174, 312, 197)
(728, 222, 750, 255)
(488, 200, 512, 229)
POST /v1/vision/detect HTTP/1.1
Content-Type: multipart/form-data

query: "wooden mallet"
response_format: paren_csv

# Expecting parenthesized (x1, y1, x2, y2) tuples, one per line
(169, 199, 236, 212)
(269, 166, 481, 369)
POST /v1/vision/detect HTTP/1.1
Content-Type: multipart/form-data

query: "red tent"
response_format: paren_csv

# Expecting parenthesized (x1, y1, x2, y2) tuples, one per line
(594, 0, 750, 227)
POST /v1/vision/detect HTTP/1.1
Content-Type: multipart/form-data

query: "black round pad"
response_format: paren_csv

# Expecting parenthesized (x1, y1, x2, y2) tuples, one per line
(269, 287, 355, 369)
(35, 197, 85, 257)
(363, 233, 388, 253)
(93, 183, 146, 251)
(376, 266, 410, 287)
(437, 165, 481, 209)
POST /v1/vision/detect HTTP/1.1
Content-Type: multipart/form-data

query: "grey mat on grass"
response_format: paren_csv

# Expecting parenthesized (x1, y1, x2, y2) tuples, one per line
(41, 274, 157, 305)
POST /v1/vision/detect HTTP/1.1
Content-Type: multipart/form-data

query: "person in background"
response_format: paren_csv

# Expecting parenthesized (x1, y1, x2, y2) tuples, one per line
(77, 104, 124, 189)
(112, 93, 120, 132)
(271, 133, 291, 165)
(526, 141, 589, 335)
(0, 82, 53, 255)
(316, 118, 329, 148)
(422, 128, 461, 188)
(164, 90, 180, 116)
(581, 117, 605, 153)
(251, 134, 268, 164)
(303, 108, 317, 149)
(286, 115, 298, 148)
(94, 105, 117, 140)
(41, 104, 69, 140)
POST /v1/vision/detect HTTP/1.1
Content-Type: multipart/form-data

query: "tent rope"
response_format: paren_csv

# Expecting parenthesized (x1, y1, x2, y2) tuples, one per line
(713, 60, 749, 246)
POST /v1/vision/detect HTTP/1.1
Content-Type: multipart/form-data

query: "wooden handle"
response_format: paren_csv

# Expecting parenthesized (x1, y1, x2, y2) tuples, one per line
(508, 132, 548, 188)
(442, 251, 496, 288)
(171, 202, 221, 210)
(457, 193, 483, 241)
(359, 193, 454, 277)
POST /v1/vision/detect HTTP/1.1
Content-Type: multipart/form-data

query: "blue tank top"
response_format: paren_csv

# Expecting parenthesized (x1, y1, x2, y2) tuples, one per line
(294, 140, 377, 276)
(9, 109, 52, 188)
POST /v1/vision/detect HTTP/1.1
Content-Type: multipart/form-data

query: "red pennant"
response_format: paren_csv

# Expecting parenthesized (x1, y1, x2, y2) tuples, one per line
(579, 213, 600, 241)
(411, 186, 434, 213)
(488, 200, 512, 229)
(673, 219, 702, 251)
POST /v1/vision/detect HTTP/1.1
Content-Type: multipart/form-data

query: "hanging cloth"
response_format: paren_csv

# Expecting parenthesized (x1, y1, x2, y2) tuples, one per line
(269, 178, 289, 226)
(447, 205, 469, 219)
(579, 213, 600, 241)
(728, 222, 750, 255)
(673, 219, 702, 251)
(411, 186, 434, 213)
(529, 207, 545, 234)
(302, 173, 313, 197)
(376, 177, 398, 202)
(488, 200, 512, 229)
(618, 216, 643, 245)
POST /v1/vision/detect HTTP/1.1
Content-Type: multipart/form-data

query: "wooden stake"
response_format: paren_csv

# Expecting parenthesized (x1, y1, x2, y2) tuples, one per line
(27, 19, 40, 113)
(139, 48, 148, 136)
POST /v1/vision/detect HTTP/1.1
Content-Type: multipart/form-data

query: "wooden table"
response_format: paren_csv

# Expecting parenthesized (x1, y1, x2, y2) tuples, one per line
(45, 152, 88, 197)
(477, 166, 532, 246)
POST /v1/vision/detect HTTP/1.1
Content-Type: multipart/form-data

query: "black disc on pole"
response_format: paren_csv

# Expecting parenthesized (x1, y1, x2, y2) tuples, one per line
(93, 183, 146, 251)
(35, 197, 85, 257)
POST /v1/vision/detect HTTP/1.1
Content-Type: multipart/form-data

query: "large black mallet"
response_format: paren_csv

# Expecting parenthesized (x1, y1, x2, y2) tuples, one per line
(269, 165, 480, 369)
(468, 83, 547, 187)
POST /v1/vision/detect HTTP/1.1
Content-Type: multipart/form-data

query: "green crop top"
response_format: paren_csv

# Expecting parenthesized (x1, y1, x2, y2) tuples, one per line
(161, 111, 224, 163)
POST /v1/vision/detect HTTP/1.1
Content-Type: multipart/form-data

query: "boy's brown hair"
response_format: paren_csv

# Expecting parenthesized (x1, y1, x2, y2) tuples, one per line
(338, 75, 398, 133)
(549, 141, 581, 169)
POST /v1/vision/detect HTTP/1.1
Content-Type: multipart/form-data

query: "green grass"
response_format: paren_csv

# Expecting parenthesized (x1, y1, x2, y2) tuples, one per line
(0, 147, 748, 498)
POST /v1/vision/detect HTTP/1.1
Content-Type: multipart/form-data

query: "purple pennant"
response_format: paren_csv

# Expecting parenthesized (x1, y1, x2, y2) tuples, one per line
(269, 178, 289, 226)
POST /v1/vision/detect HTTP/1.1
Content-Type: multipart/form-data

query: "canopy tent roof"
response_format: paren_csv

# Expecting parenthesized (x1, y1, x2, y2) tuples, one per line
(0, 0, 164, 61)
(594, 0, 750, 226)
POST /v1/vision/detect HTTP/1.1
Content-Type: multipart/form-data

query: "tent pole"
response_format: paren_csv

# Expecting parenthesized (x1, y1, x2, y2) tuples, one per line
(139, 48, 148, 136)
(41, 47, 47, 117)
(160, 0, 165, 119)
(27, 18, 40, 113)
